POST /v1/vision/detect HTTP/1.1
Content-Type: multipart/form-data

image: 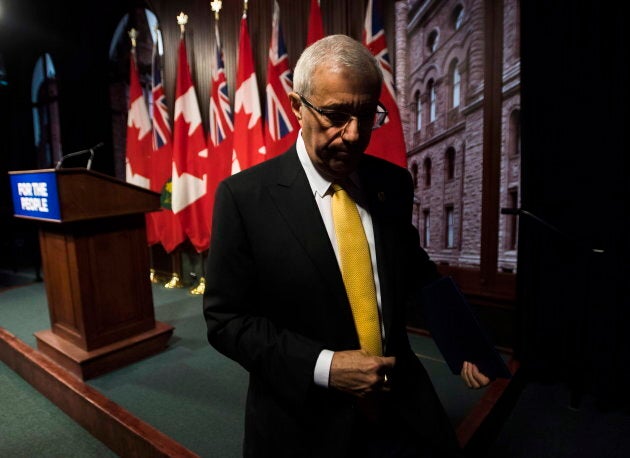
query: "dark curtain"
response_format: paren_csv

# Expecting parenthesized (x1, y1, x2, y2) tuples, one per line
(518, 0, 630, 408)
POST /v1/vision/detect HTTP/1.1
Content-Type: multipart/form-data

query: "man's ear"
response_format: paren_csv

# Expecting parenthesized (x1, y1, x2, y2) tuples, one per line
(288, 92, 302, 123)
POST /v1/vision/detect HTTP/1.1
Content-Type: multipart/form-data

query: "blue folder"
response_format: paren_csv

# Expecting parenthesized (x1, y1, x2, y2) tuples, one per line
(421, 276, 512, 379)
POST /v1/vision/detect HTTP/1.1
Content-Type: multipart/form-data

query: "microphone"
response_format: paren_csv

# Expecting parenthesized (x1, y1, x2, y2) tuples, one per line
(55, 142, 104, 170)
(501, 207, 604, 254)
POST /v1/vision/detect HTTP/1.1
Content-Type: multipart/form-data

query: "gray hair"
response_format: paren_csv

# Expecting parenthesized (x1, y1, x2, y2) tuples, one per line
(293, 34, 383, 97)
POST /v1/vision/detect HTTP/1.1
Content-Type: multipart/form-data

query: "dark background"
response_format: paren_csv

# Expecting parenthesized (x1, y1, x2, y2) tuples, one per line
(518, 1, 629, 407)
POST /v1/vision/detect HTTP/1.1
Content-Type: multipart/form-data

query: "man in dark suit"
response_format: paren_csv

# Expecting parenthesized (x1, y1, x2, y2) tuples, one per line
(204, 34, 488, 457)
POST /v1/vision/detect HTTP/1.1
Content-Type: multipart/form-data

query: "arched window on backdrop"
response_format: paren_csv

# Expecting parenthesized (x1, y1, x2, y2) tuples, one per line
(428, 79, 436, 122)
(422, 209, 431, 248)
(423, 157, 432, 187)
(445, 147, 455, 180)
(450, 60, 461, 109)
(445, 205, 455, 248)
(411, 162, 419, 188)
(452, 4, 464, 31)
(108, 8, 161, 180)
(427, 29, 439, 54)
(414, 90, 422, 131)
(32, 53, 62, 168)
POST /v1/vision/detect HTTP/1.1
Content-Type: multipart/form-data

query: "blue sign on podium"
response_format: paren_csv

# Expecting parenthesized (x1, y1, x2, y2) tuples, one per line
(9, 170, 62, 221)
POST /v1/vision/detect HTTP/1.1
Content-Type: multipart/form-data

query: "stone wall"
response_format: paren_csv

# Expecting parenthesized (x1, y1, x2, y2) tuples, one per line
(399, 0, 520, 271)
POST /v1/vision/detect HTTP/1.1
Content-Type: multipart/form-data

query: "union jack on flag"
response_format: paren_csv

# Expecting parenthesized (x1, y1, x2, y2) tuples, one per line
(209, 30, 233, 149)
(206, 22, 235, 242)
(265, 0, 299, 158)
(152, 46, 171, 151)
(362, 0, 407, 168)
(363, 0, 396, 106)
(149, 39, 185, 253)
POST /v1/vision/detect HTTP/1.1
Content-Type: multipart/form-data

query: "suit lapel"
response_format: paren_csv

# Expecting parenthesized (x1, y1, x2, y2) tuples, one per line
(266, 149, 399, 352)
(266, 149, 350, 308)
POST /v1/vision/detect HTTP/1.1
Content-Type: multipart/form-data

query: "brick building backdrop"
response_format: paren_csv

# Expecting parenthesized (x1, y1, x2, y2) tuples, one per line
(394, 0, 521, 273)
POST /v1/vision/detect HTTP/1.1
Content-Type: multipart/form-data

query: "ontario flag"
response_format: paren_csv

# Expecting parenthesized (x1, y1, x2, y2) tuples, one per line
(172, 37, 211, 253)
(206, 22, 234, 236)
(362, 0, 407, 168)
(125, 51, 156, 243)
(306, 0, 324, 46)
(233, 10, 266, 172)
(264, 1, 299, 159)
(150, 39, 185, 253)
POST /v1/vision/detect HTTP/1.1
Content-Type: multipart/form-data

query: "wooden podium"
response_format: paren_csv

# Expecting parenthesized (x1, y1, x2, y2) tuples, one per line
(9, 168, 174, 379)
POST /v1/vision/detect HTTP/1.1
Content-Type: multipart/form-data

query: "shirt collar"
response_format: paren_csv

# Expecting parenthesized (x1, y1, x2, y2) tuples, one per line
(296, 131, 361, 198)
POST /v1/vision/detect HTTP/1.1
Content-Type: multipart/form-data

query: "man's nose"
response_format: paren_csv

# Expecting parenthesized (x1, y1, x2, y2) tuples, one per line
(340, 116, 361, 142)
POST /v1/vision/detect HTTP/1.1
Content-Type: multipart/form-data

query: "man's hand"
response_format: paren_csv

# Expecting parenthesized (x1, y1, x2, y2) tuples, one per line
(461, 361, 491, 389)
(329, 350, 395, 398)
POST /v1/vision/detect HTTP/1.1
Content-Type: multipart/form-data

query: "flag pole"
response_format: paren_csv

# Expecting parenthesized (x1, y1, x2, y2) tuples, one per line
(190, 2, 223, 297)
(164, 13, 191, 290)
(130, 27, 149, 281)
(154, 23, 174, 286)
(211, 0, 223, 85)
(128, 27, 160, 284)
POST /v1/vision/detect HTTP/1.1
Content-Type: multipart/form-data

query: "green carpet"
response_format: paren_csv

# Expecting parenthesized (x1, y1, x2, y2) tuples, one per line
(0, 360, 116, 457)
(0, 269, 489, 457)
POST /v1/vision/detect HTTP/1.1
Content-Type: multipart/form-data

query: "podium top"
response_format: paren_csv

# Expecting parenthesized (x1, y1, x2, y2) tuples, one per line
(9, 168, 161, 223)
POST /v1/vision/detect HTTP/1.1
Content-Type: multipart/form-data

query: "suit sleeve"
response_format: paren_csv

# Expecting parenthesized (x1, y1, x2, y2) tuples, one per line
(203, 180, 324, 408)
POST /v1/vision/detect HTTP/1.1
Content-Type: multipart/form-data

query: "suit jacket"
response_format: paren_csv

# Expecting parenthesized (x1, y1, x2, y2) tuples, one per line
(203, 147, 460, 457)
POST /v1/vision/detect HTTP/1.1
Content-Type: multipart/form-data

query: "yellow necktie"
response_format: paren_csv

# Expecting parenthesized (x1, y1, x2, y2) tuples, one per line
(331, 183, 382, 356)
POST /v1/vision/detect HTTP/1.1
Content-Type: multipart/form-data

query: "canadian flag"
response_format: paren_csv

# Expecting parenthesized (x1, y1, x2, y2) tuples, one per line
(264, 0, 299, 159)
(125, 51, 157, 244)
(125, 52, 152, 189)
(206, 22, 234, 239)
(172, 37, 211, 253)
(363, 0, 407, 168)
(149, 39, 185, 253)
(306, 0, 324, 46)
(232, 11, 266, 172)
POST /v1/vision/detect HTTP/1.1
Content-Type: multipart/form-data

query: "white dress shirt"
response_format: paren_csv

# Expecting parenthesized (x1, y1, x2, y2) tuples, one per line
(295, 132, 384, 387)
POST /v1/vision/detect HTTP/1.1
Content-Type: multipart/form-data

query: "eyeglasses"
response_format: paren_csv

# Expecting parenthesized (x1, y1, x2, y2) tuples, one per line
(298, 94, 388, 130)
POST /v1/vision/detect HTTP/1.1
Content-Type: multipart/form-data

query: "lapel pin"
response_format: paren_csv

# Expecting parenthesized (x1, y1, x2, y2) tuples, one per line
(377, 192, 386, 202)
